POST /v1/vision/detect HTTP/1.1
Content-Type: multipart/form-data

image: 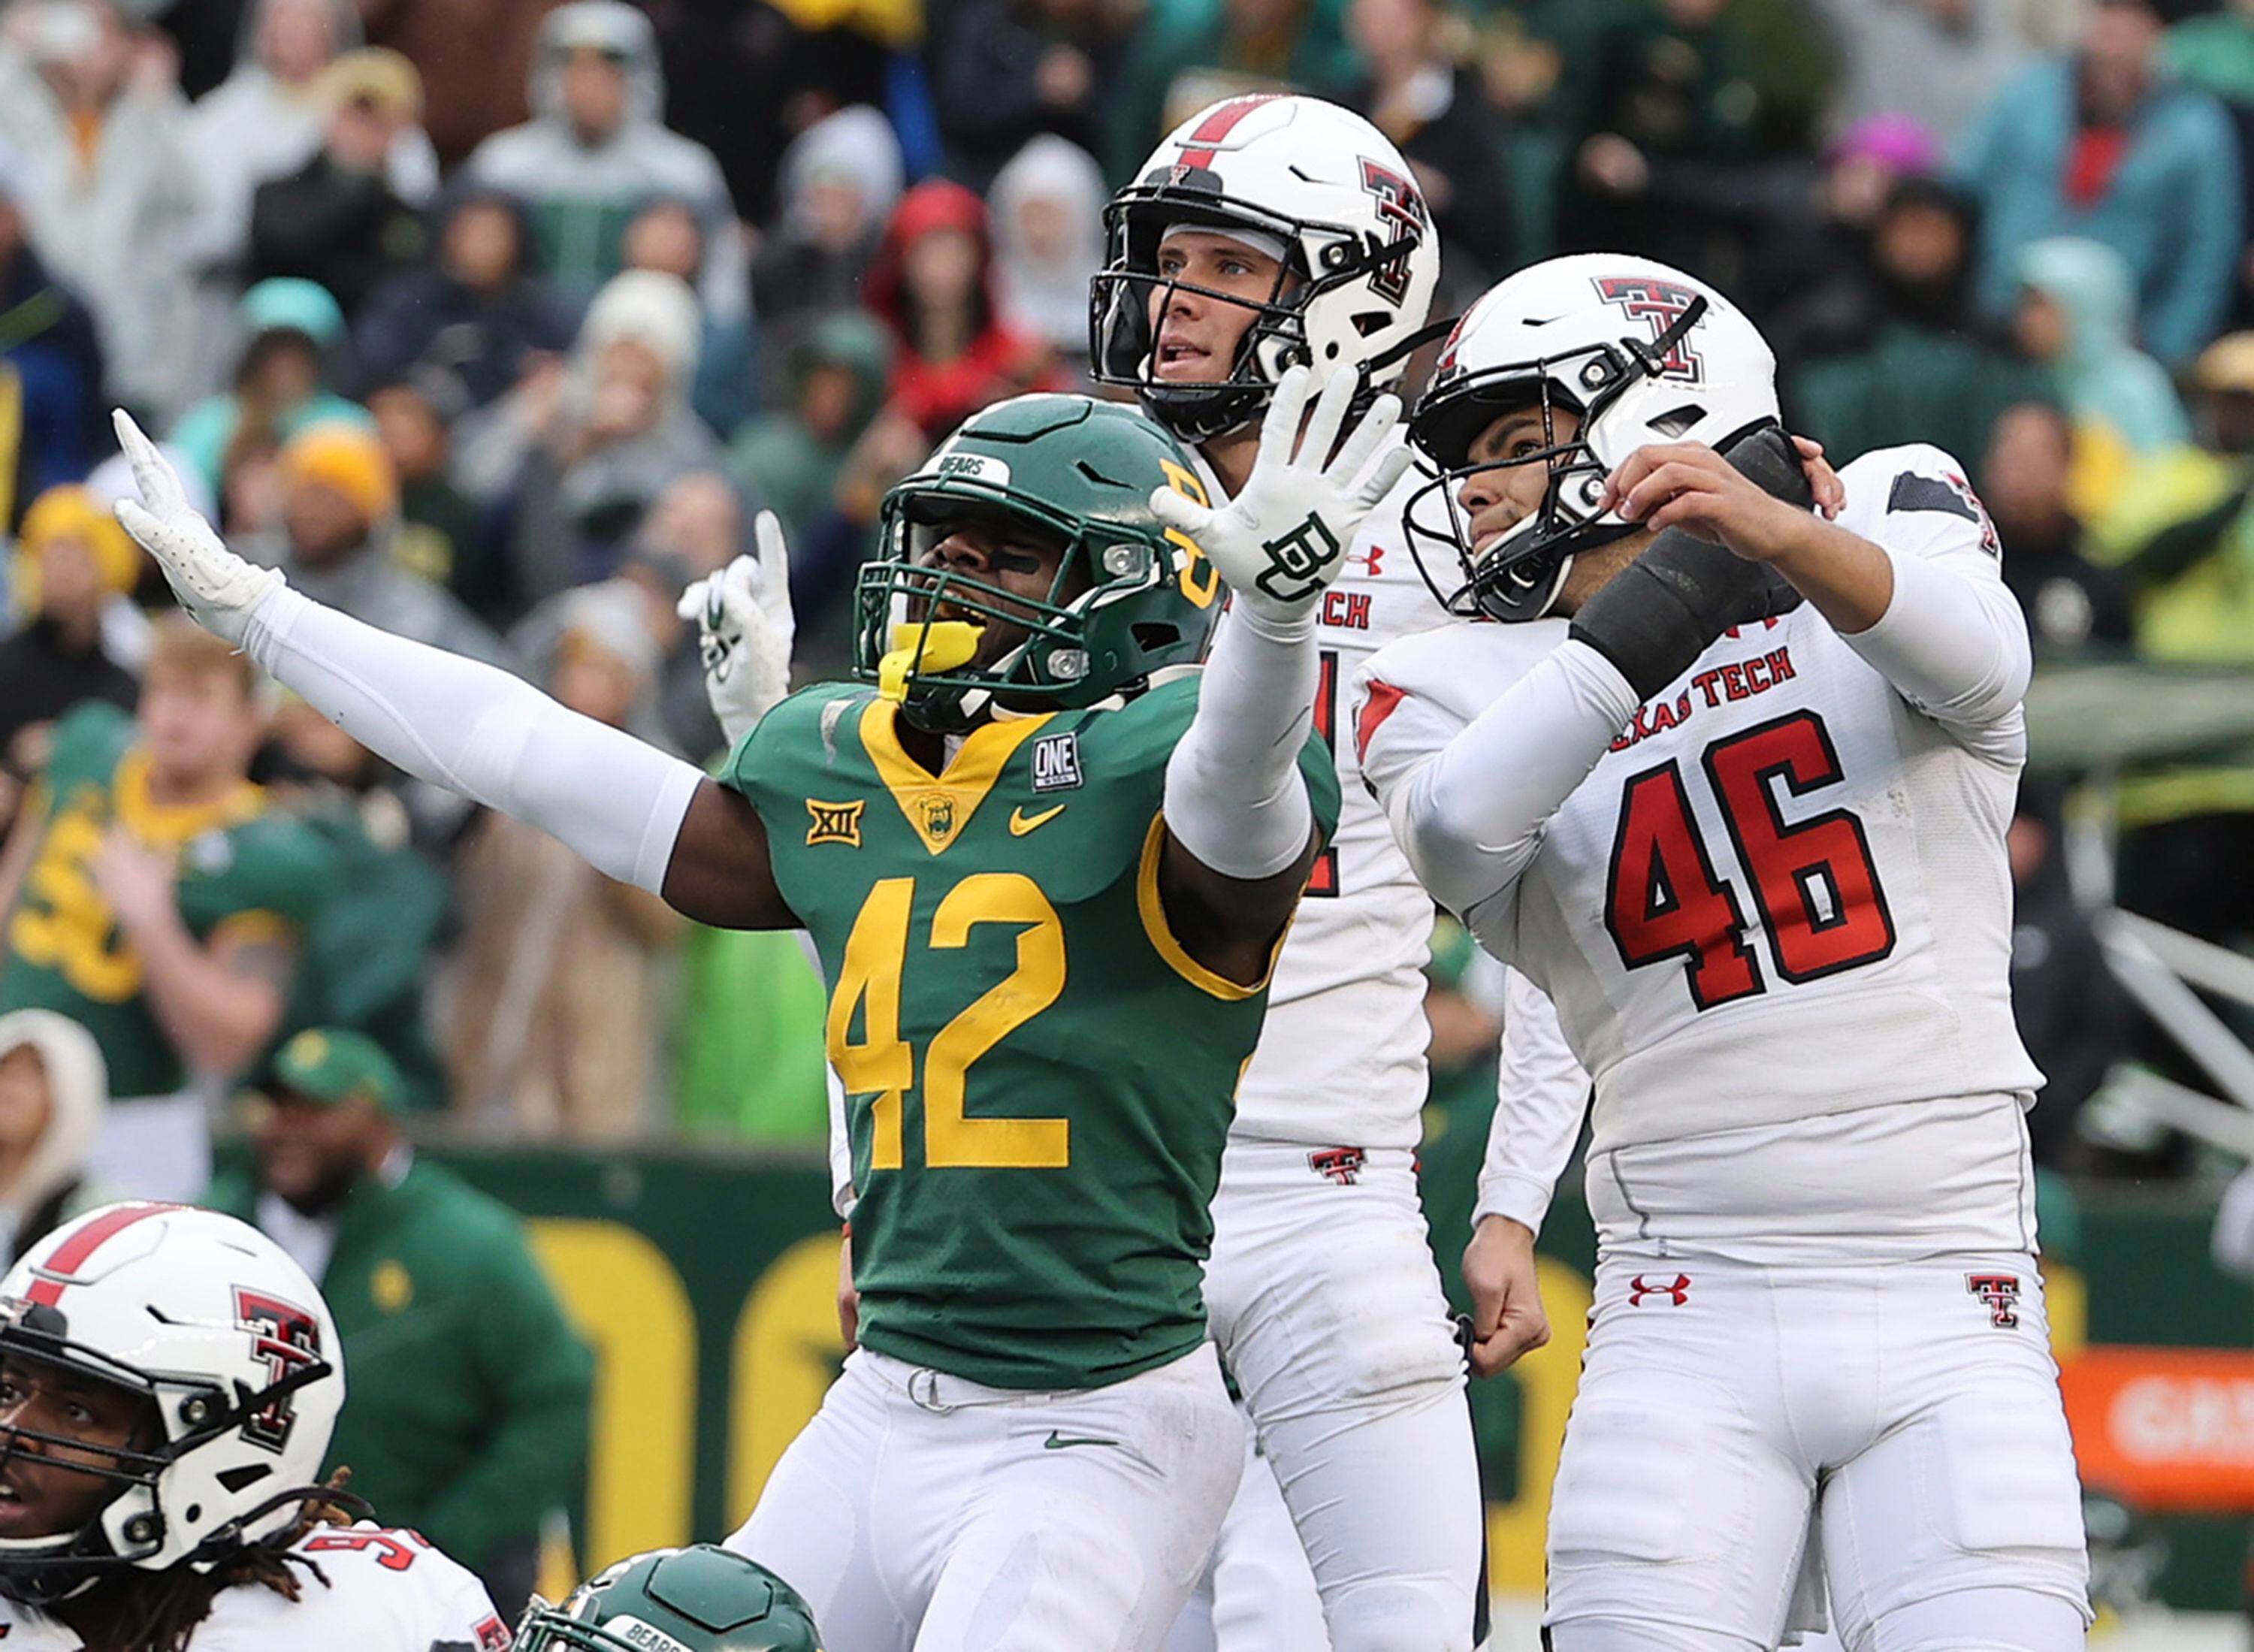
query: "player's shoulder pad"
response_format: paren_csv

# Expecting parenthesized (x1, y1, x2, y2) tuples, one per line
(275, 1524, 510, 1646)
(1840, 443, 1999, 555)
(723, 681, 868, 795)
(1072, 671, 1201, 773)
(1356, 618, 1562, 741)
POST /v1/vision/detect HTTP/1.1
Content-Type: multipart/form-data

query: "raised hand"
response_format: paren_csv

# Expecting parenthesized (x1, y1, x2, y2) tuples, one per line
(676, 509, 797, 749)
(110, 409, 283, 645)
(1149, 365, 1413, 625)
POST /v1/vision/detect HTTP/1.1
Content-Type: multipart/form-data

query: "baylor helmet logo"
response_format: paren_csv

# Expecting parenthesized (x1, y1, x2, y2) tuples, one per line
(805, 799, 866, 847)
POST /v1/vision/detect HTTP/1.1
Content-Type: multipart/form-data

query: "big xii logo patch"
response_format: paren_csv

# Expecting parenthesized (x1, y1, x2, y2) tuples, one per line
(806, 798, 866, 847)
(1032, 730, 1083, 793)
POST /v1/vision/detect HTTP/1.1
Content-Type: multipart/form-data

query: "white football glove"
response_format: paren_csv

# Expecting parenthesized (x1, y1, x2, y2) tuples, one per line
(110, 409, 283, 645)
(676, 509, 796, 749)
(1147, 364, 1412, 627)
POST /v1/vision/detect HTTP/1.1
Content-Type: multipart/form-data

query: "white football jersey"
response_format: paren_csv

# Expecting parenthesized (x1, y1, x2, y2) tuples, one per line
(0, 1523, 511, 1649)
(1205, 452, 1570, 1149)
(1354, 445, 2045, 1164)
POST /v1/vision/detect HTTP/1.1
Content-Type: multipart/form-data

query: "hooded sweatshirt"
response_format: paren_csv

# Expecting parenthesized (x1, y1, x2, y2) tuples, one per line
(987, 134, 1107, 363)
(2017, 236, 2191, 518)
(724, 308, 891, 542)
(0, 1009, 109, 1267)
(862, 180, 1061, 438)
(464, 2, 746, 321)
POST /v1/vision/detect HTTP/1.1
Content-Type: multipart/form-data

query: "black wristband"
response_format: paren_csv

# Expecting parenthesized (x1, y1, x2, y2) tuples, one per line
(1567, 424, 1813, 701)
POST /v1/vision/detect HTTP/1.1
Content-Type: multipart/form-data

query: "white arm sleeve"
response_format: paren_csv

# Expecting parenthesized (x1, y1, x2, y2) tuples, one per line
(1475, 968, 1591, 1237)
(793, 928, 857, 1222)
(1842, 536, 2032, 758)
(242, 587, 704, 893)
(1162, 607, 1318, 879)
(1384, 640, 1640, 916)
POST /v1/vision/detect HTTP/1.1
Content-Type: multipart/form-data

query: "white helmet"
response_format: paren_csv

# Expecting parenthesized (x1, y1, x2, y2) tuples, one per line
(1404, 253, 1781, 622)
(1090, 94, 1442, 442)
(0, 1204, 344, 1602)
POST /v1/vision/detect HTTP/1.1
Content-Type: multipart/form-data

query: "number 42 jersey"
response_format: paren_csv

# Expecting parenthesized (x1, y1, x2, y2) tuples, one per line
(1353, 447, 2046, 1196)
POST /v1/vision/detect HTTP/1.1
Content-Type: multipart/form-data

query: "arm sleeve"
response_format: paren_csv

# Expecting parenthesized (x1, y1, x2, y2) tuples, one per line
(1363, 640, 1640, 918)
(1840, 496, 2032, 763)
(795, 928, 857, 1222)
(241, 587, 703, 894)
(1473, 968, 1591, 1237)
(1162, 608, 1319, 880)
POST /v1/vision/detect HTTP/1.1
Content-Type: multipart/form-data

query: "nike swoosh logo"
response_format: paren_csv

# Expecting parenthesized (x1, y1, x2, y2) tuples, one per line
(1009, 804, 1066, 835)
(1043, 1430, 1119, 1450)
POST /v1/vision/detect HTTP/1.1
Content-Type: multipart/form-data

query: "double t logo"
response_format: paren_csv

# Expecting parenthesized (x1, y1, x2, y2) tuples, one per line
(1256, 513, 1345, 606)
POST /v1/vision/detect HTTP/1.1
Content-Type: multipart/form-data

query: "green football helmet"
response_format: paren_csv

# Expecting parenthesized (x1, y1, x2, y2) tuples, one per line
(852, 392, 1224, 731)
(514, 1545, 823, 1652)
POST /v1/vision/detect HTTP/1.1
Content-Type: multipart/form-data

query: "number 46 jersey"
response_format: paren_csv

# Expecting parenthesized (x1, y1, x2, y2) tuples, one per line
(1352, 445, 2045, 1173)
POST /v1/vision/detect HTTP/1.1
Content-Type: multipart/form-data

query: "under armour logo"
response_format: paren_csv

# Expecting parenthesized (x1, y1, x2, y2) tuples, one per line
(1257, 514, 1344, 605)
(1627, 1273, 1690, 1306)
(1968, 1273, 2020, 1329)
(1309, 1146, 1366, 1185)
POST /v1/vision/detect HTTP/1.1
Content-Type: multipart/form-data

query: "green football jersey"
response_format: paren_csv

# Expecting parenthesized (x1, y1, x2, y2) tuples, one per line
(0, 703, 333, 1098)
(726, 675, 1340, 1391)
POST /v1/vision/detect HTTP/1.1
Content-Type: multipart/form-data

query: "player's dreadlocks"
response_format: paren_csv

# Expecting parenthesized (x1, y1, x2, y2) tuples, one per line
(80, 1469, 364, 1652)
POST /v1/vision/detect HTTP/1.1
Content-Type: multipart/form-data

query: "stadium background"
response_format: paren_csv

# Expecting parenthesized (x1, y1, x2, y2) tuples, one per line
(5, 0, 2254, 1641)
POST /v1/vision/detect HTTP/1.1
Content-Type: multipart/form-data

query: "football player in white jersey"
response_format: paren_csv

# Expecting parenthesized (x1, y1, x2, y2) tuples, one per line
(0, 1202, 509, 1651)
(1352, 254, 2091, 1651)
(1087, 91, 1507, 1651)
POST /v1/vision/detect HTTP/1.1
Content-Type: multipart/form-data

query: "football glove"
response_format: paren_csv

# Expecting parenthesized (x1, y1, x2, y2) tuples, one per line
(677, 509, 796, 749)
(1148, 364, 1412, 627)
(110, 409, 283, 645)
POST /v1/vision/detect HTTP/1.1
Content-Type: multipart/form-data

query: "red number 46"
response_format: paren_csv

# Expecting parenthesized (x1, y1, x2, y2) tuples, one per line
(1605, 711, 1895, 1010)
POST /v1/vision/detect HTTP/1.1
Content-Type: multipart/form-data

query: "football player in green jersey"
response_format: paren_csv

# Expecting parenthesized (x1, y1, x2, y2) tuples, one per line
(517, 1545, 823, 1652)
(111, 363, 1406, 1652)
(0, 618, 331, 1200)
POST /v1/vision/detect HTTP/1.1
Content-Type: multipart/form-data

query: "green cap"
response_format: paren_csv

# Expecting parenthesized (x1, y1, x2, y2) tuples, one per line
(267, 1028, 400, 1110)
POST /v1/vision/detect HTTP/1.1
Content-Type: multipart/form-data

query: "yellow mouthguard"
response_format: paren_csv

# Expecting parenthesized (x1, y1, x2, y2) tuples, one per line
(878, 620, 984, 702)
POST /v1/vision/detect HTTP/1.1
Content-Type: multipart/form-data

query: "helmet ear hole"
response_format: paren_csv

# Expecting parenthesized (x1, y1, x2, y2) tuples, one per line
(1648, 403, 1708, 438)
(1351, 312, 1391, 338)
(1132, 621, 1180, 651)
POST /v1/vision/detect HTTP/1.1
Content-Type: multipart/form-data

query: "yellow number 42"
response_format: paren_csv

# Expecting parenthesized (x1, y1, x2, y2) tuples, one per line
(826, 874, 1069, 1171)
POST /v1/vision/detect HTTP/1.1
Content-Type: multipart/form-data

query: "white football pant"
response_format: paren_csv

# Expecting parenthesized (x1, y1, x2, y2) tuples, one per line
(1545, 1253, 2089, 1650)
(728, 1341, 1242, 1652)
(1165, 1413, 1331, 1652)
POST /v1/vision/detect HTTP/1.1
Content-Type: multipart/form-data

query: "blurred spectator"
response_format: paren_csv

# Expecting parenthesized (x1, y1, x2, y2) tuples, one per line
(1552, 0, 1763, 270)
(464, 1, 746, 319)
(366, 372, 497, 622)
(0, 0, 204, 421)
(444, 587, 683, 1138)
(987, 134, 1105, 376)
(928, 0, 1130, 189)
(0, 618, 332, 1202)
(752, 104, 902, 377)
(2162, 0, 2254, 108)
(358, 0, 557, 166)
(1981, 400, 2134, 656)
(246, 47, 430, 317)
(1956, 0, 2240, 364)
(2009, 781, 2135, 1168)
(0, 1009, 109, 1267)
(353, 187, 576, 409)
(186, 0, 439, 285)
(0, 166, 105, 529)
(1111, 0, 1364, 183)
(863, 179, 1061, 438)
(1348, 0, 1513, 298)
(1806, 0, 2032, 146)
(207, 1025, 594, 1620)
(615, 470, 749, 760)
(460, 269, 721, 614)
(2011, 236, 2190, 515)
(0, 488, 141, 808)
(246, 420, 512, 665)
(1788, 177, 2045, 472)
(623, 197, 757, 439)
(170, 276, 372, 503)
(2087, 332, 2254, 952)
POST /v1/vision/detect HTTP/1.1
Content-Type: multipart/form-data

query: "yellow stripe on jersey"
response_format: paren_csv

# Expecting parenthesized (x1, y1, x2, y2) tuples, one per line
(1135, 814, 1284, 1002)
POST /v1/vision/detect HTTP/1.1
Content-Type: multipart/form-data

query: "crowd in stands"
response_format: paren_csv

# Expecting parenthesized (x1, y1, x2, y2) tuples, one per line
(0, 0, 2251, 1180)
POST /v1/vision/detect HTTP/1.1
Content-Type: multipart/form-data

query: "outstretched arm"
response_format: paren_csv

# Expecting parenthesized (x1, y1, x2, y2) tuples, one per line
(111, 412, 794, 931)
(1149, 367, 1410, 985)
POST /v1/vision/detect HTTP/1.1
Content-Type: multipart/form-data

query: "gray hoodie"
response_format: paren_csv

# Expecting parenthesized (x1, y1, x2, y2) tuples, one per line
(0, 1010, 110, 1267)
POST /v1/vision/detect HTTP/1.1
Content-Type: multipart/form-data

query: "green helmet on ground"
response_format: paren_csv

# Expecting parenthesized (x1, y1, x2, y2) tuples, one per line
(514, 1545, 823, 1652)
(851, 392, 1224, 731)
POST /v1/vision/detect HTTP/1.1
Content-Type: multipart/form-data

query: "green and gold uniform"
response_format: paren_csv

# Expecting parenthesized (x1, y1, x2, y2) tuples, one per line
(0, 702, 331, 1097)
(726, 677, 1340, 1391)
